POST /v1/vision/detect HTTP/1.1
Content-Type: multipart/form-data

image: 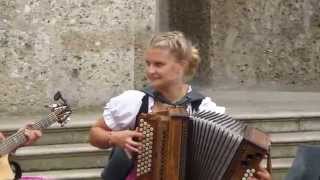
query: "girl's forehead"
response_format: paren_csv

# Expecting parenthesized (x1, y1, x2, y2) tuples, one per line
(145, 48, 175, 59)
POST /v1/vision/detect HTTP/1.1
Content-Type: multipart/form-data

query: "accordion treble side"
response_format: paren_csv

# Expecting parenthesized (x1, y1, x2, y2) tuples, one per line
(135, 107, 271, 180)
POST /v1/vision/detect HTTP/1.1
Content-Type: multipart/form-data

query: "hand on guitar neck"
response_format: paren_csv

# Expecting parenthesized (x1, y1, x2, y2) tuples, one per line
(19, 124, 42, 146)
(0, 132, 4, 141)
(0, 125, 42, 148)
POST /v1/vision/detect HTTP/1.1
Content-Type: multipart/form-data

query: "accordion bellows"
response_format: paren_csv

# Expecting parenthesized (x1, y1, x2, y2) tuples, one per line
(135, 107, 271, 180)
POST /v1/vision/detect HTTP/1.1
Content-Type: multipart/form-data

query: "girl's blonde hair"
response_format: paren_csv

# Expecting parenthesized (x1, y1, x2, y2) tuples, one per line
(149, 31, 201, 79)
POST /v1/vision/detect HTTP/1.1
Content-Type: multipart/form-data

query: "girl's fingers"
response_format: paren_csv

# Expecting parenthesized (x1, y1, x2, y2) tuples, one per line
(127, 139, 142, 148)
(131, 131, 144, 139)
(124, 143, 140, 153)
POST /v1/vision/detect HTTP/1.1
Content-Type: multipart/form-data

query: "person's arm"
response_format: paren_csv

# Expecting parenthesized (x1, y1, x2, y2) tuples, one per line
(89, 117, 143, 153)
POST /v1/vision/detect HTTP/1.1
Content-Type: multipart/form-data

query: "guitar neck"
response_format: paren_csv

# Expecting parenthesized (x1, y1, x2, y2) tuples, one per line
(0, 112, 58, 155)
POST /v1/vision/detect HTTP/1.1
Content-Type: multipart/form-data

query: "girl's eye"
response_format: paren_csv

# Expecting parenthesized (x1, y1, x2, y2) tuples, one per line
(155, 62, 164, 67)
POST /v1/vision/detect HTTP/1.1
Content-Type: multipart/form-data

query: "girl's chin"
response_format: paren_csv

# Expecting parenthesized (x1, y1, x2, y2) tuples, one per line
(149, 81, 166, 89)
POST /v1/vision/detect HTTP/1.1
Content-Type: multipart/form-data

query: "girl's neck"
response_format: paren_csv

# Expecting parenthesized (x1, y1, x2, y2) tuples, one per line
(156, 83, 189, 103)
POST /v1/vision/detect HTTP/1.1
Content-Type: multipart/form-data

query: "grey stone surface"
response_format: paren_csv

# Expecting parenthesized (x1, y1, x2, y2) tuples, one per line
(169, 0, 320, 91)
(0, 0, 156, 114)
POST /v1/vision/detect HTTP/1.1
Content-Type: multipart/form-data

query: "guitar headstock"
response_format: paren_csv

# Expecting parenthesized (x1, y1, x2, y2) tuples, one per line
(47, 91, 72, 127)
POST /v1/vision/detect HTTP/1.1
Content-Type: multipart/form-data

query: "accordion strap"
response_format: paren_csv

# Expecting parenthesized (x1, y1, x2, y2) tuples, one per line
(266, 146, 272, 174)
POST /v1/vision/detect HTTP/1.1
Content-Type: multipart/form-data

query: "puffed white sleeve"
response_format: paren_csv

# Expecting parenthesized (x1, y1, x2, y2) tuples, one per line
(103, 90, 146, 130)
(198, 97, 226, 114)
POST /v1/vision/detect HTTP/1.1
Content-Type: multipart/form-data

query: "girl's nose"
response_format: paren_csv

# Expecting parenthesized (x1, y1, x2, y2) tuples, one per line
(147, 65, 156, 74)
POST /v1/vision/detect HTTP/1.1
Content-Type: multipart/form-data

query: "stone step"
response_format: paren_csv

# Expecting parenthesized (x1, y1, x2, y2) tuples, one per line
(269, 158, 293, 180)
(23, 168, 102, 180)
(2, 112, 320, 146)
(270, 131, 320, 158)
(21, 156, 293, 180)
(0, 110, 100, 145)
(237, 114, 320, 133)
(11, 139, 299, 180)
(12, 143, 110, 172)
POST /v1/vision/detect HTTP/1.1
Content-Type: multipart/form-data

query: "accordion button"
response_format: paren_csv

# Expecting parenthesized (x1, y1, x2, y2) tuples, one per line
(244, 173, 249, 177)
(249, 173, 254, 177)
(242, 177, 246, 180)
(251, 169, 256, 173)
(246, 169, 250, 173)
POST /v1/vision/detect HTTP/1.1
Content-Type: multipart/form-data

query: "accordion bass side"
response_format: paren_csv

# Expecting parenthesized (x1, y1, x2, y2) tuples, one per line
(135, 107, 271, 180)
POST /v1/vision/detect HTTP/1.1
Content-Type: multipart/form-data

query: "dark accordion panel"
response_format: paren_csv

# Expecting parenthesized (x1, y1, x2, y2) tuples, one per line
(186, 111, 246, 180)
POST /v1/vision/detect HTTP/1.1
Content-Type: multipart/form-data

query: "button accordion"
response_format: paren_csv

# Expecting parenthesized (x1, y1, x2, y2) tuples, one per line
(135, 107, 271, 180)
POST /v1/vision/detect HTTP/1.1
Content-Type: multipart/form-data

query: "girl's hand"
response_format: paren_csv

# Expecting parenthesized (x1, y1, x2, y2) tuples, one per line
(248, 165, 272, 180)
(111, 130, 144, 153)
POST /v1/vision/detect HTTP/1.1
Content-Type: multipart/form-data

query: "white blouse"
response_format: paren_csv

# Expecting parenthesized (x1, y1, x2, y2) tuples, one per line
(103, 89, 225, 131)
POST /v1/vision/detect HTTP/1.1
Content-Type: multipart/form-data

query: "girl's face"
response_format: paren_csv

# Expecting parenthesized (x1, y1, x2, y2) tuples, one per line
(145, 48, 186, 90)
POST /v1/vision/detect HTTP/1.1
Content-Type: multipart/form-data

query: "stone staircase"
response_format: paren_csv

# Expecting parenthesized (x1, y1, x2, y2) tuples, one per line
(1, 110, 108, 180)
(0, 91, 319, 180)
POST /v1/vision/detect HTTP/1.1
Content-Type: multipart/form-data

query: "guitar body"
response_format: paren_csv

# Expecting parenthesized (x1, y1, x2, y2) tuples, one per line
(0, 155, 14, 180)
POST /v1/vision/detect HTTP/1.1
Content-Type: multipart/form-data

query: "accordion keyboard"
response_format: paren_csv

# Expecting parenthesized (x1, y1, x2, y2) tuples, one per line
(136, 119, 154, 176)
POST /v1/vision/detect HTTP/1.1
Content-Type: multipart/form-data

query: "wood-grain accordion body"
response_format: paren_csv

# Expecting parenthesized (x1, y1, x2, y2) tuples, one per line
(135, 108, 271, 180)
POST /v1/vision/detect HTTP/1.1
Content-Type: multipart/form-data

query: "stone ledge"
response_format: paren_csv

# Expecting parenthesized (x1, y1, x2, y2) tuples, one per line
(14, 143, 110, 157)
(23, 168, 102, 180)
(271, 131, 320, 144)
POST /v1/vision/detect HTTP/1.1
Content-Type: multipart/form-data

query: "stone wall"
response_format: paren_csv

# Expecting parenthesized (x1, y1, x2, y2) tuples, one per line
(0, 0, 156, 114)
(169, 0, 320, 91)
(1, 0, 320, 114)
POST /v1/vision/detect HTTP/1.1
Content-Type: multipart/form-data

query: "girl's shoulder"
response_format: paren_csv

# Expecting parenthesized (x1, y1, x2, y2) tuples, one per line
(113, 90, 146, 101)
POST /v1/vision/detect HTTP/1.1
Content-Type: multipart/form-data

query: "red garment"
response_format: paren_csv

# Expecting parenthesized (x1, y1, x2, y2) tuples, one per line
(126, 166, 137, 180)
